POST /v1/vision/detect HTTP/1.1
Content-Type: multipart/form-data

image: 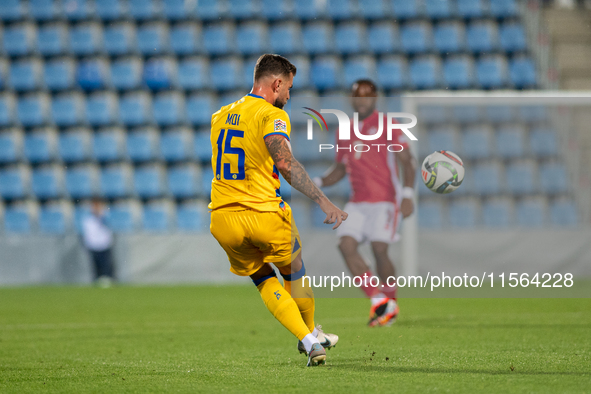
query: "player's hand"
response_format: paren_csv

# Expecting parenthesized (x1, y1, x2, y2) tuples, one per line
(401, 198, 414, 218)
(319, 198, 348, 230)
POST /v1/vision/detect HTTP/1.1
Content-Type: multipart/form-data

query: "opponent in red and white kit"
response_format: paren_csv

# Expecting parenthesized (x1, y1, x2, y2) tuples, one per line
(313, 79, 417, 326)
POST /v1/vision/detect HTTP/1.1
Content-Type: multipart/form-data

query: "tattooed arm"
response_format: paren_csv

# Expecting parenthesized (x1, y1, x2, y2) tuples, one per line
(265, 134, 347, 229)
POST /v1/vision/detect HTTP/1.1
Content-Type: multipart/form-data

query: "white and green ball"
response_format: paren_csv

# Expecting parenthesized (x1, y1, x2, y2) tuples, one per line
(421, 151, 465, 194)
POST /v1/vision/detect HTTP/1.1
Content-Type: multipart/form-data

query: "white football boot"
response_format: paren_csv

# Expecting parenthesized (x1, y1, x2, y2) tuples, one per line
(298, 325, 339, 354)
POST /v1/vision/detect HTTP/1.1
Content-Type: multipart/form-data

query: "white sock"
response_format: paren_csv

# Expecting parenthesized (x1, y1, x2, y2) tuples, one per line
(302, 333, 320, 353)
(370, 293, 387, 306)
(312, 327, 319, 337)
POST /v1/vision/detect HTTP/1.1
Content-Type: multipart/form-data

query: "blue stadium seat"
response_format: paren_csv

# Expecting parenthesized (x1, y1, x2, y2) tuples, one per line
(294, 0, 326, 20)
(456, 0, 486, 19)
(269, 22, 303, 55)
(476, 56, 508, 89)
(210, 57, 243, 91)
(490, 0, 519, 19)
(76, 58, 110, 91)
(530, 127, 558, 156)
(485, 105, 514, 123)
(228, 0, 259, 19)
(358, 0, 390, 20)
(144, 57, 178, 90)
(194, 129, 212, 162)
(427, 126, 458, 154)
(433, 21, 465, 54)
(289, 199, 312, 229)
(311, 56, 343, 90)
(443, 55, 474, 89)
(496, 125, 526, 159)
(70, 22, 103, 55)
(4, 23, 36, 56)
(327, 0, 356, 20)
(418, 105, 448, 125)
(9, 58, 43, 92)
(178, 57, 209, 90)
(32, 165, 63, 199)
(509, 57, 537, 89)
(134, 164, 167, 198)
(100, 164, 133, 198)
(38, 201, 72, 234)
(539, 162, 568, 194)
(58, 127, 92, 163)
(0, 0, 25, 21)
(466, 21, 498, 53)
(461, 125, 493, 160)
(153, 92, 186, 126)
(95, 0, 126, 21)
(449, 198, 480, 227)
(51, 92, 84, 127)
(278, 173, 292, 200)
(335, 22, 367, 55)
(499, 22, 527, 53)
(176, 201, 207, 231)
(137, 22, 170, 55)
(0, 165, 30, 199)
(104, 23, 137, 56)
(236, 22, 269, 56)
(86, 92, 118, 126)
(343, 56, 377, 88)
(93, 127, 126, 162)
(186, 93, 217, 126)
(303, 22, 334, 55)
(290, 56, 311, 89)
(260, 0, 289, 20)
(377, 56, 407, 90)
(119, 92, 152, 126)
(518, 105, 546, 123)
(111, 57, 143, 90)
(73, 204, 91, 233)
(367, 22, 399, 54)
(516, 197, 547, 227)
(168, 163, 201, 198)
(37, 23, 68, 56)
(160, 126, 193, 162)
(142, 200, 175, 232)
(203, 23, 236, 56)
(392, 0, 421, 20)
(425, 0, 453, 19)
(44, 57, 76, 91)
(17, 93, 50, 127)
(127, 127, 159, 162)
(170, 22, 200, 55)
(482, 198, 513, 227)
(107, 200, 141, 232)
(201, 165, 213, 196)
(163, 0, 196, 21)
(453, 105, 481, 124)
(410, 56, 441, 89)
(418, 199, 444, 228)
(472, 161, 504, 196)
(0, 128, 23, 164)
(506, 160, 538, 195)
(550, 199, 578, 226)
(65, 164, 99, 198)
(195, 0, 225, 21)
(0, 58, 7, 90)
(63, 0, 93, 20)
(129, 0, 160, 21)
(4, 203, 36, 233)
(0, 94, 16, 127)
(400, 21, 433, 55)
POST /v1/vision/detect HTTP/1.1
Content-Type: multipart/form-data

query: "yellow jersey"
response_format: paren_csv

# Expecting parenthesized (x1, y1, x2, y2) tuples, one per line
(208, 93, 291, 212)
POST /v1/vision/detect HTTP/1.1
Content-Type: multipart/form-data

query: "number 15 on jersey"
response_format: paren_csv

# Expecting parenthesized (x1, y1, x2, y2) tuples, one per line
(215, 129, 245, 181)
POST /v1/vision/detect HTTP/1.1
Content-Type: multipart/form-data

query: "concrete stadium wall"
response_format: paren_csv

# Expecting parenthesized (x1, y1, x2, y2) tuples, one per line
(1, 229, 590, 286)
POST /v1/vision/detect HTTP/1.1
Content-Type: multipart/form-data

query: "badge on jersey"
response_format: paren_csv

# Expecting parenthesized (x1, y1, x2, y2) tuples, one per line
(274, 119, 287, 132)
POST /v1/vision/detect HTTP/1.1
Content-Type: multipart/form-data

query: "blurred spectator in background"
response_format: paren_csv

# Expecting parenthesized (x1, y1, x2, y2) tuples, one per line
(82, 197, 115, 287)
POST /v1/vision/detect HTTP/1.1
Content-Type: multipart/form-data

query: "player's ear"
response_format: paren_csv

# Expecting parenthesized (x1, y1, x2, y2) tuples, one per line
(272, 77, 282, 93)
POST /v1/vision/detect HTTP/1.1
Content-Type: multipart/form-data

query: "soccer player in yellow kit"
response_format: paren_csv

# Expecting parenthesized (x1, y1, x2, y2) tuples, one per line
(209, 54, 348, 367)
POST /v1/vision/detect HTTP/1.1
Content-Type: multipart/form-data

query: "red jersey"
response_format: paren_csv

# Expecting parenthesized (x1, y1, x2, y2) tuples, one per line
(336, 111, 409, 203)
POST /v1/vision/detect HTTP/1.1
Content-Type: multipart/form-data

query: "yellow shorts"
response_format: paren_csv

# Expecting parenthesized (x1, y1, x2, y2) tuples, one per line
(210, 202, 302, 277)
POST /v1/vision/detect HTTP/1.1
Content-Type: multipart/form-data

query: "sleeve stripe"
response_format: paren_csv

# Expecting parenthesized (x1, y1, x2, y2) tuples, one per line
(263, 132, 290, 141)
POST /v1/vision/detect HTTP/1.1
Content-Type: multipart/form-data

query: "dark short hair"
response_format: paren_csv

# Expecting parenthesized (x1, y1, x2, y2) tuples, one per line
(352, 79, 377, 93)
(254, 54, 297, 81)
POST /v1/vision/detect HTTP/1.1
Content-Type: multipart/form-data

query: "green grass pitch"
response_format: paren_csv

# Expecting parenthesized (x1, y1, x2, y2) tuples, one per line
(1, 285, 589, 393)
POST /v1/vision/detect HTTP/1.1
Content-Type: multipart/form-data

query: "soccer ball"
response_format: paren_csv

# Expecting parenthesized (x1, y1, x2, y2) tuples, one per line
(421, 151, 465, 194)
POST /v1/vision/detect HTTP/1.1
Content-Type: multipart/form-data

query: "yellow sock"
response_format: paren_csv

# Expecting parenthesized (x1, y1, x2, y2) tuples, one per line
(284, 277, 315, 333)
(255, 275, 311, 341)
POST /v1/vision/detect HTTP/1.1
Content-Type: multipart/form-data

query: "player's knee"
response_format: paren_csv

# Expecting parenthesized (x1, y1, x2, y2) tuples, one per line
(338, 237, 358, 255)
